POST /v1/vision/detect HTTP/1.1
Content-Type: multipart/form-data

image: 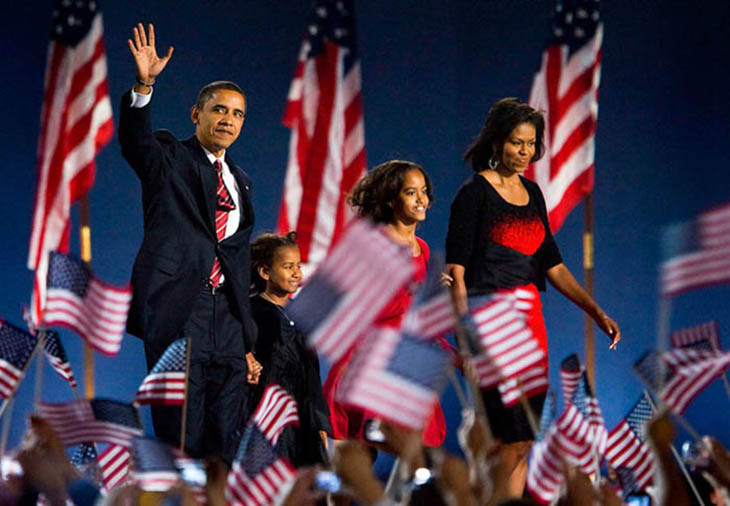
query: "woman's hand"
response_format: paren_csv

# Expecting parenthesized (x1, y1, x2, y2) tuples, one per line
(441, 272, 454, 287)
(593, 311, 621, 350)
(546, 263, 622, 350)
(127, 23, 174, 85)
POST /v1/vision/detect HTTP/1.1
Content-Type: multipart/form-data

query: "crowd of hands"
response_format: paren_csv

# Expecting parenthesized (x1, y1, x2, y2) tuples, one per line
(1, 410, 730, 506)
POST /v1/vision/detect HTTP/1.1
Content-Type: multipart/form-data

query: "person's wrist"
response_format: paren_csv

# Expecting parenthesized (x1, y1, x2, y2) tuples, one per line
(136, 76, 155, 87)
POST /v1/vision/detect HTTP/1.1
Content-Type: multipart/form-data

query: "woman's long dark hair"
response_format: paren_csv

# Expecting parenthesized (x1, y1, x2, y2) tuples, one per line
(464, 97, 546, 172)
(348, 160, 433, 224)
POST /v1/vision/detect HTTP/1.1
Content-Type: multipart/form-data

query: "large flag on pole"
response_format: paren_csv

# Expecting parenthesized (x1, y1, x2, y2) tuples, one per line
(659, 202, 730, 296)
(277, 0, 367, 269)
(27, 0, 114, 325)
(525, 0, 603, 232)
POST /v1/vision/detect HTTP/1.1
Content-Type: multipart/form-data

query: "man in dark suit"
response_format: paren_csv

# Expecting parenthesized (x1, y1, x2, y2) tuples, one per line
(119, 23, 261, 462)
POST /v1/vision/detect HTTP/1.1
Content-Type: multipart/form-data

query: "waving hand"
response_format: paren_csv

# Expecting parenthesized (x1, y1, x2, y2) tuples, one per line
(127, 23, 173, 85)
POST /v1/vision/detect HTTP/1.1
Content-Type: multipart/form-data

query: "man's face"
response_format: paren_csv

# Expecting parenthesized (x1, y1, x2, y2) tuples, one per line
(191, 89, 246, 156)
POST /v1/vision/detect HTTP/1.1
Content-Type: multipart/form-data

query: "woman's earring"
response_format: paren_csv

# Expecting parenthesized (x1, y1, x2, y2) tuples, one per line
(488, 155, 499, 170)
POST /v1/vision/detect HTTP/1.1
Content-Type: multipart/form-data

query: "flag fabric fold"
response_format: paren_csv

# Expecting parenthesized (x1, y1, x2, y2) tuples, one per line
(28, 0, 114, 325)
(42, 330, 77, 389)
(35, 398, 143, 447)
(249, 385, 299, 445)
(43, 252, 131, 356)
(525, 0, 603, 232)
(99, 444, 130, 491)
(277, 0, 366, 270)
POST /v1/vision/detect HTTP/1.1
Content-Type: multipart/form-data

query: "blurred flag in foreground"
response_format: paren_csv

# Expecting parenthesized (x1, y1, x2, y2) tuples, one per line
(43, 252, 131, 356)
(338, 326, 450, 431)
(42, 330, 77, 389)
(287, 220, 413, 361)
(0, 320, 38, 400)
(36, 398, 142, 447)
(660, 202, 730, 296)
(634, 348, 730, 415)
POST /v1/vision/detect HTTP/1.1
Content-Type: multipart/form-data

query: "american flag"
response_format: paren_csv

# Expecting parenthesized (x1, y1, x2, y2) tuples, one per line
(337, 326, 450, 430)
(70, 442, 99, 483)
(226, 426, 296, 506)
(571, 370, 608, 455)
(660, 202, 730, 296)
(0, 320, 39, 400)
(35, 398, 143, 447)
(134, 338, 187, 406)
(43, 252, 131, 356)
(535, 390, 556, 442)
(27, 0, 114, 326)
(287, 219, 414, 361)
(249, 385, 299, 445)
(99, 444, 130, 491)
(671, 321, 721, 350)
(525, 0, 603, 232)
(470, 293, 545, 388)
(526, 403, 594, 504)
(130, 437, 181, 492)
(559, 353, 582, 404)
(401, 256, 456, 341)
(605, 395, 655, 494)
(495, 365, 549, 408)
(277, 0, 366, 271)
(634, 349, 730, 415)
(42, 330, 77, 388)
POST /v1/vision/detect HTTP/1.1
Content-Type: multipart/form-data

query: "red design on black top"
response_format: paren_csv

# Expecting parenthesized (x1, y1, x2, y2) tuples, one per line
(490, 215, 545, 256)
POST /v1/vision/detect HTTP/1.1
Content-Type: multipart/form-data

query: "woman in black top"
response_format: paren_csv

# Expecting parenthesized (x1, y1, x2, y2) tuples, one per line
(445, 98, 621, 501)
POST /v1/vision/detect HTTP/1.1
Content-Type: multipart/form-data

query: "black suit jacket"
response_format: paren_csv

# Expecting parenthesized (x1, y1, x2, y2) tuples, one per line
(118, 91, 257, 356)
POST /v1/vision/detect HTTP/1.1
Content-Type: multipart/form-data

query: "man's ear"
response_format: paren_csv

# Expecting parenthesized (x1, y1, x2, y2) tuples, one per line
(257, 265, 270, 281)
(190, 105, 199, 125)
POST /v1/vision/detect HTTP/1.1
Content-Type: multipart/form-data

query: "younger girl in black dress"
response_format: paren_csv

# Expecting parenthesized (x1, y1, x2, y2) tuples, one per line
(249, 232, 331, 467)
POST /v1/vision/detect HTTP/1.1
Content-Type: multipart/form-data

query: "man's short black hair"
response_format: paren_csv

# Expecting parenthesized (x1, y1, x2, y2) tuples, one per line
(195, 81, 246, 110)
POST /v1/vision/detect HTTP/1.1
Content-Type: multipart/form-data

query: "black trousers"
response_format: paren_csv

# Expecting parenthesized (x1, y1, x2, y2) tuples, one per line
(145, 285, 249, 463)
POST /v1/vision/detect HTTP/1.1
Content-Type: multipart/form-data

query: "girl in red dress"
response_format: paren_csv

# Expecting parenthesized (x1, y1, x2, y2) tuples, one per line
(322, 159, 446, 447)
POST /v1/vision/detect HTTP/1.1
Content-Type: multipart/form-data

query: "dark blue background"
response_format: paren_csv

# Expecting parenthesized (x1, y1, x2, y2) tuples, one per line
(3, 0, 730, 459)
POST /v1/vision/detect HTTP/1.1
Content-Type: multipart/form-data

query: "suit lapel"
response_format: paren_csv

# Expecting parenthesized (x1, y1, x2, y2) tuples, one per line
(227, 156, 254, 230)
(185, 137, 218, 237)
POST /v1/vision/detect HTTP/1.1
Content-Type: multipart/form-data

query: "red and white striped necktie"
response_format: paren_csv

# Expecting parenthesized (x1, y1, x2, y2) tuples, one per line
(209, 160, 236, 287)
